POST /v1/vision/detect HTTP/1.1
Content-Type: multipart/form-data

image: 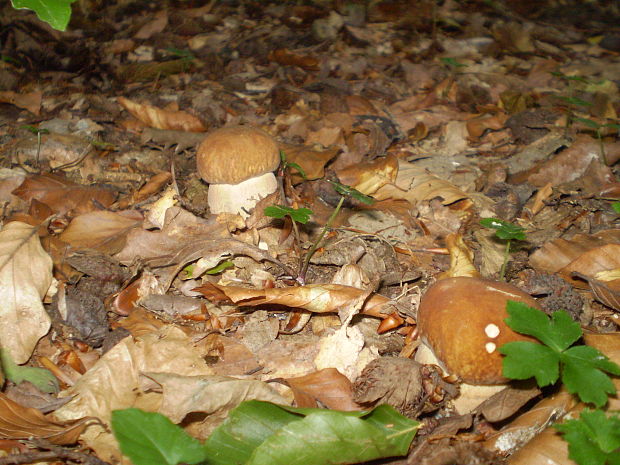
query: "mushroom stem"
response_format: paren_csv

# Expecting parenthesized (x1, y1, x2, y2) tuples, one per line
(207, 172, 278, 218)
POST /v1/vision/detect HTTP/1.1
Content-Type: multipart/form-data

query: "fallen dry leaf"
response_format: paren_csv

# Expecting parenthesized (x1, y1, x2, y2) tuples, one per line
(12, 174, 116, 216)
(194, 282, 396, 320)
(118, 96, 207, 132)
(280, 368, 361, 411)
(60, 210, 143, 254)
(0, 221, 53, 364)
(0, 393, 89, 445)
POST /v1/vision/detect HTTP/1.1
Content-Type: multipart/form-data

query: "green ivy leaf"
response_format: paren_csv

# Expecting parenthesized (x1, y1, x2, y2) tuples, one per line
(111, 409, 208, 465)
(479, 218, 527, 241)
(555, 410, 620, 465)
(11, 0, 77, 31)
(264, 205, 313, 224)
(501, 302, 620, 407)
(0, 348, 59, 394)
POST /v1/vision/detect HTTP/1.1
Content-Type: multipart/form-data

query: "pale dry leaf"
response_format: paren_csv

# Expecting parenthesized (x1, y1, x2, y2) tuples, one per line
(60, 210, 143, 254)
(0, 221, 53, 364)
(0, 392, 89, 445)
(53, 325, 213, 463)
(0, 90, 42, 115)
(148, 373, 286, 424)
(117, 96, 207, 132)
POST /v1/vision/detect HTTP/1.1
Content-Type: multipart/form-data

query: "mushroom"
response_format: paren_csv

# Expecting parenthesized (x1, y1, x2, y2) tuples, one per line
(196, 126, 280, 218)
(415, 276, 539, 413)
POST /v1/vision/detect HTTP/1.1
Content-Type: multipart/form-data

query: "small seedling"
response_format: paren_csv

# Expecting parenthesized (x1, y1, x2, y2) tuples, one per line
(574, 117, 620, 165)
(479, 217, 526, 281)
(265, 181, 373, 284)
(500, 301, 620, 407)
(555, 409, 620, 465)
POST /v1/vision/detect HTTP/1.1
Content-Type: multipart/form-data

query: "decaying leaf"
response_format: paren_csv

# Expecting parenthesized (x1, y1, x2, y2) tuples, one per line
(194, 282, 396, 320)
(0, 221, 53, 364)
(0, 393, 90, 445)
(117, 96, 207, 132)
(60, 210, 143, 254)
(279, 368, 361, 411)
(12, 174, 116, 215)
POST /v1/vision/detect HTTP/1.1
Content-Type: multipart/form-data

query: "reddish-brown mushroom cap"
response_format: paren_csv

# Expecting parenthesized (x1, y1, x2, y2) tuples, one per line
(416, 277, 539, 385)
(196, 126, 280, 217)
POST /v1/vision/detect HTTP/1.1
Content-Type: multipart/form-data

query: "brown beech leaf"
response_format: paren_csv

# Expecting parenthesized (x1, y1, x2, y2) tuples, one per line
(280, 368, 361, 411)
(194, 282, 395, 319)
(280, 143, 340, 184)
(0, 91, 42, 115)
(12, 174, 116, 216)
(0, 393, 89, 445)
(268, 48, 319, 71)
(117, 96, 207, 132)
(530, 229, 620, 273)
(60, 210, 143, 254)
(335, 154, 399, 196)
(574, 270, 620, 311)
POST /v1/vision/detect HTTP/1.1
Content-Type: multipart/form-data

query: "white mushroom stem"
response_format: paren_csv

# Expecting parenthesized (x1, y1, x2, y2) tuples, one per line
(207, 171, 278, 218)
(415, 341, 506, 414)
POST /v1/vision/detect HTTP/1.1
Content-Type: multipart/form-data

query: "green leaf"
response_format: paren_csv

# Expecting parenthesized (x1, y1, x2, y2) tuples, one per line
(11, 0, 77, 31)
(287, 161, 307, 180)
(501, 302, 620, 408)
(574, 117, 601, 129)
(479, 217, 526, 241)
(205, 260, 234, 275)
(560, 345, 620, 407)
(329, 181, 374, 205)
(500, 341, 560, 386)
(555, 409, 620, 465)
(0, 348, 59, 394)
(441, 57, 467, 68)
(204, 401, 419, 465)
(264, 205, 313, 224)
(556, 95, 593, 107)
(504, 302, 582, 351)
(612, 202, 620, 214)
(111, 409, 208, 465)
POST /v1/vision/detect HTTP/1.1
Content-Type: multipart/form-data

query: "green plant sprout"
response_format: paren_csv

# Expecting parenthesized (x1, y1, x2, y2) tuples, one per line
(573, 117, 620, 165)
(500, 301, 620, 407)
(612, 202, 620, 215)
(265, 181, 373, 284)
(555, 409, 620, 465)
(112, 401, 419, 465)
(479, 217, 526, 281)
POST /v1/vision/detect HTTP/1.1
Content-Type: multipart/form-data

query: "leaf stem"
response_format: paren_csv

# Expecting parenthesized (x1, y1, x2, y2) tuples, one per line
(499, 239, 510, 281)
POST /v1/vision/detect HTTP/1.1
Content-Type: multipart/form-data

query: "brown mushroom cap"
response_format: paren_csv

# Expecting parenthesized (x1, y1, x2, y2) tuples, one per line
(417, 277, 539, 385)
(197, 126, 280, 185)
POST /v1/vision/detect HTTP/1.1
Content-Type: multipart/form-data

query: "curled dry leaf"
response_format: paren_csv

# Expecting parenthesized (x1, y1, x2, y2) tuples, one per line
(0, 393, 90, 445)
(280, 368, 361, 411)
(530, 230, 620, 308)
(334, 154, 399, 196)
(60, 210, 143, 255)
(0, 221, 53, 364)
(12, 174, 115, 215)
(194, 282, 396, 320)
(117, 96, 207, 132)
